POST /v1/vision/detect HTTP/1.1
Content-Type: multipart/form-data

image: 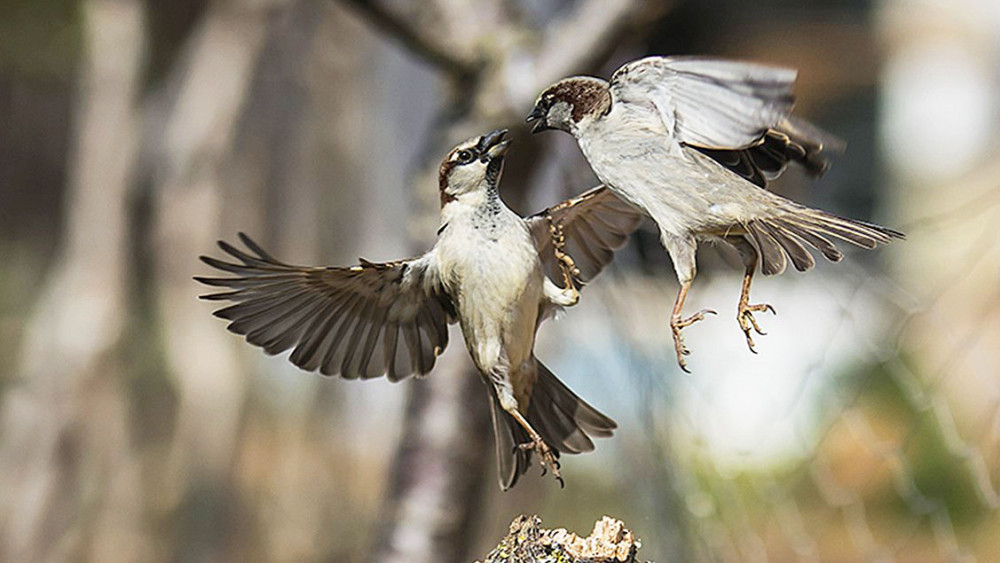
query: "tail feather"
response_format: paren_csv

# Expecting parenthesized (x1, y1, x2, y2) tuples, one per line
(746, 221, 787, 275)
(757, 221, 815, 272)
(772, 221, 843, 262)
(532, 361, 617, 438)
(489, 392, 530, 491)
(791, 216, 884, 248)
(490, 360, 617, 490)
(744, 205, 903, 276)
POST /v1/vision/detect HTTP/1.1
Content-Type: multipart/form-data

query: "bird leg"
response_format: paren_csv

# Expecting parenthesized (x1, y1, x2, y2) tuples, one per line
(508, 407, 563, 487)
(737, 263, 775, 354)
(670, 280, 716, 373)
(548, 216, 580, 305)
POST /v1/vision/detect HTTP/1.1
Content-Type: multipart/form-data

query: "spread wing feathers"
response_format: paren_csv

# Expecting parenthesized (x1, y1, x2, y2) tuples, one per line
(610, 56, 797, 150)
(742, 207, 905, 276)
(493, 360, 617, 490)
(694, 116, 842, 188)
(196, 233, 455, 382)
(528, 186, 643, 286)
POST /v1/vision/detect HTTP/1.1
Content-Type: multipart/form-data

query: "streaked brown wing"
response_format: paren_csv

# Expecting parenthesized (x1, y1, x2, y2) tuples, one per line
(693, 116, 844, 188)
(196, 233, 455, 381)
(528, 186, 644, 286)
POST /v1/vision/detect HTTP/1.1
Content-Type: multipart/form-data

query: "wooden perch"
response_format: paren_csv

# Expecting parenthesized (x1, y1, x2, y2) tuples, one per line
(478, 515, 648, 563)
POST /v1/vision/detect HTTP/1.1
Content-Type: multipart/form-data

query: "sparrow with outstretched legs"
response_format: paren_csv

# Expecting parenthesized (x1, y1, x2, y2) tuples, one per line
(196, 129, 642, 488)
(527, 56, 903, 371)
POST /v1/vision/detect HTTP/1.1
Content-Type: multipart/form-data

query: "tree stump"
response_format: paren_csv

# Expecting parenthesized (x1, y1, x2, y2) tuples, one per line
(478, 515, 648, 563)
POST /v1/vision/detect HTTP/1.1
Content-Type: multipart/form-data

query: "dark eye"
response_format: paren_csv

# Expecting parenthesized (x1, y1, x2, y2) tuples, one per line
(456, 149, 475, 163)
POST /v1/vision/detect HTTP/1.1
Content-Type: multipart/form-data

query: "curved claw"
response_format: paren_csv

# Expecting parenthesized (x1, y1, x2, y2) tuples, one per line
(738, 303, 776, 353)
(519, 436, 562, 485)
(671, 309, 715, 372)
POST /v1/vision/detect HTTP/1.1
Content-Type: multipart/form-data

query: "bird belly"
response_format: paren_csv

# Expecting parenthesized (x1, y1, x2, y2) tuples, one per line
(436, 219, 542, 377)
(580, 117, 760, 237)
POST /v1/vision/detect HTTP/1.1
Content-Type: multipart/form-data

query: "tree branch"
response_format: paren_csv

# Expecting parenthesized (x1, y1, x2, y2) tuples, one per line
(468, 0, 673, 121)
(337, 0, 479, 80)
(522, 0, 672, 107)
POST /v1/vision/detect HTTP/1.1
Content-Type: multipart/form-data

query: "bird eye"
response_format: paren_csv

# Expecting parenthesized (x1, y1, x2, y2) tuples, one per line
(456, 149, 475, 164)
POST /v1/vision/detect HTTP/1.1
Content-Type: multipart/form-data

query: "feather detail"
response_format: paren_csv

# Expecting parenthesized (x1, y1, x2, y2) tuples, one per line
(493, 360, 617, 490)
(741, 207, 903, 275)
(196, 234, 455, 381)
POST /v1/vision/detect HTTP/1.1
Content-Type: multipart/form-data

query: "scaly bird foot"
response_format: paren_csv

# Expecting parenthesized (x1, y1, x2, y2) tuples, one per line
(737, 302, 775, 353)
(518, 436, 563, 488)
(670, 308, 716, 373)
(548, 217, 580, 305)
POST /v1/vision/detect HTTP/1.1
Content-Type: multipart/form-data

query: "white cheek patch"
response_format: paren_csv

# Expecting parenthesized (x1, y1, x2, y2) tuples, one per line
(448, 162, 487, 194)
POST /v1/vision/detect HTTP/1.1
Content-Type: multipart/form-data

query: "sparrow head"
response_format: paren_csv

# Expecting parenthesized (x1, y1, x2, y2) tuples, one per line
(438, 128, 511, 206)
(526, 76, 611, 135)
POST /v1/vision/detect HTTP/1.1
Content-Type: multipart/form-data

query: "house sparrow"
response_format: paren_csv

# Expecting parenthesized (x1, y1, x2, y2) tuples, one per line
(196, 129, 642, 489)
(527, 56, 903, 371)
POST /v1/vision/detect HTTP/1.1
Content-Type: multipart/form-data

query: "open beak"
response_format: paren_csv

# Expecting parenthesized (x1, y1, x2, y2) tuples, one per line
(486, 139, 511, 159)
(479, 128, 511, 160)
(525, 105, 549, 134)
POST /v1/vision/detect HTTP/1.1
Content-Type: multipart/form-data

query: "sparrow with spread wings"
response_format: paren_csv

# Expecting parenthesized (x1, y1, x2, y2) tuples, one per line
(527, 56, 903, 371)
(196, 129, 642, 489)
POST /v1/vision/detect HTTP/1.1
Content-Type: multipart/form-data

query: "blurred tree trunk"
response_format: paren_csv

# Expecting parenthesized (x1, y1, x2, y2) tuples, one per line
(0, 0, 147, 560)
(371, 351, 493, 562)
(147, 0, 278, 558)
(230, 3, 386, 558)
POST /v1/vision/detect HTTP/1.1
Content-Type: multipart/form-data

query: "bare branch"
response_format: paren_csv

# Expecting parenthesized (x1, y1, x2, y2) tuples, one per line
(471, 0, 671, 119)
(526, 0, 671, 101)
(338, 0, 479, 80)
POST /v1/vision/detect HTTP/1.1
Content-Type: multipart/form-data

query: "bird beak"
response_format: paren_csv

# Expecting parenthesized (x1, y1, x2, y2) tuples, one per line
(479, 128, 511, 160)
(487, 140, 511, 159)
(525, 105, 549, 134)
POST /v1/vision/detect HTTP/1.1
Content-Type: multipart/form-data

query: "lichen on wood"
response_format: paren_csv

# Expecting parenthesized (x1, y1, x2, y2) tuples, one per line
(478, 514, 647, 563)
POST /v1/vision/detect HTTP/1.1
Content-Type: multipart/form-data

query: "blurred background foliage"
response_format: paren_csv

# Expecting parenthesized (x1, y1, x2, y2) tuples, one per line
(1, 0, 998, 561)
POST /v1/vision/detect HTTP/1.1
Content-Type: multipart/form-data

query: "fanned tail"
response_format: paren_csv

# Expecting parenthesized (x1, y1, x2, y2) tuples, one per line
(744, 204, 904, 276)
(527, 361, 617, 452)
(491, 360, 617, 490)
